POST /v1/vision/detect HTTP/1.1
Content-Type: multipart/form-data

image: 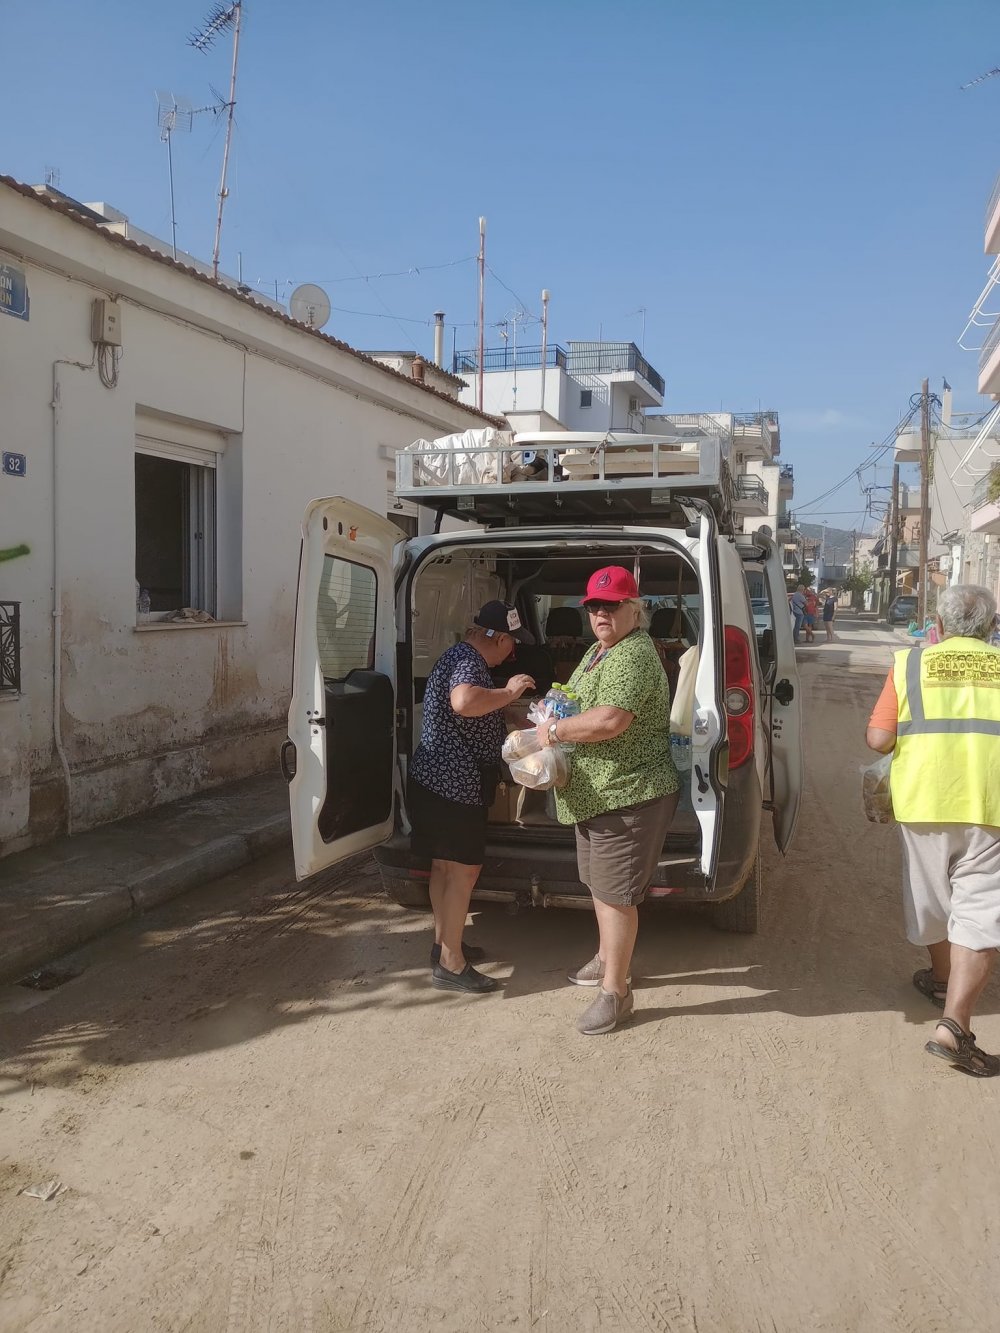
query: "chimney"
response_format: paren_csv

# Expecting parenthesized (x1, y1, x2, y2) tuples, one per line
(411, 355, 426, 384)
(433, 311, 446, 368)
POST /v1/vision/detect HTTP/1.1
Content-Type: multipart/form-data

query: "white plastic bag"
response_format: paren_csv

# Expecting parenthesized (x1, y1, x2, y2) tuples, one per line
(508, 745, 570, 791)
(502, 728, 540, 762)
(862, 752, 894, 824)
(669, 645, 699, 736)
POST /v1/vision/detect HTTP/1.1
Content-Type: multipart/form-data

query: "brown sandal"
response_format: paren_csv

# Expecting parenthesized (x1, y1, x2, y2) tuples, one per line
(912, 968, 948, 1008)
(925, 1017, 1000, 1078)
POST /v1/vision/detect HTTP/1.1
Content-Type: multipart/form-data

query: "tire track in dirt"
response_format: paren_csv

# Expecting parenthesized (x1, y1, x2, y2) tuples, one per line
(516, 1067, 691, 1333)
(736, 1021, 972, 1331)
(345, 1081, 487, 1331)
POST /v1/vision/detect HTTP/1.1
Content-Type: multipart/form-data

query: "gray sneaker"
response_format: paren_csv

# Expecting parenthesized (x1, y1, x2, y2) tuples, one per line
(576, 987, 634, 1035)
(567, 954, 631, 988)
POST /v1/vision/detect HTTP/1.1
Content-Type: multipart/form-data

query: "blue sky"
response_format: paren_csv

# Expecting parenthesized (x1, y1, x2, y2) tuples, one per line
(4, 0, 999, 526)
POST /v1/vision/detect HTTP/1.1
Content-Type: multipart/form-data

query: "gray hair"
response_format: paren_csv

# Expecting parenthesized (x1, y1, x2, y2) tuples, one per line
(937, 584, 997, 640)
(626, 598, 651, 631)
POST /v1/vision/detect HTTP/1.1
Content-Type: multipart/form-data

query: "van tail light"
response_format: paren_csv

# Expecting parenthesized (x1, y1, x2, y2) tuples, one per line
(724, 625, 755, 768)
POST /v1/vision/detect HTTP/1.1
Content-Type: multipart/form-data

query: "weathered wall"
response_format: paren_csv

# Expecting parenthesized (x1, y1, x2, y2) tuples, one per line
(0, 185, 492, 855)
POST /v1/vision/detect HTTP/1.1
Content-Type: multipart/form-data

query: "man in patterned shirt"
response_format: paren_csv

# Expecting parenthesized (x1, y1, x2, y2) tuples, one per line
(410, 601, 535, 993)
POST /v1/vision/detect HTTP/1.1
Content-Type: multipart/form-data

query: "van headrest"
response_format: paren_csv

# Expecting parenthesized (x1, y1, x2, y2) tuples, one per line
(649, 607, 679, 638)
(546, 606, 583, 637)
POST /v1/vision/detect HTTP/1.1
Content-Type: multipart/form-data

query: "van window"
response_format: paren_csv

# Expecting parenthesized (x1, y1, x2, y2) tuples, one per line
(316, 555, 377, 680)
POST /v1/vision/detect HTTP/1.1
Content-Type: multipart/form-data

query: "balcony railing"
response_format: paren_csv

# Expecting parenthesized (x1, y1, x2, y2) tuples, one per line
(987, 170, 1000, 228)
(980, 318, 1000, 371)
(452, 341, 666, 396)
(452, 345, 568, 375)
(779, 464, 794, 480)
(734, 475, 768, 507)
(566, 344, 665, 396)
(0, 601, 20, 693)
(972, 470, 1000, 509)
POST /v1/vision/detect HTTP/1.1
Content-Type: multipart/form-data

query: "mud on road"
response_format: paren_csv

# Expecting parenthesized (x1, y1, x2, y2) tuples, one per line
(2, 620, 999, 1331)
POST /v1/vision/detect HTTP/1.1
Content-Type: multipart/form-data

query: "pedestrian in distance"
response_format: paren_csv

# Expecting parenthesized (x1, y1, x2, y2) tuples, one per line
(409, 601, 535, 994)
(821, 589, 836, 642)
(789, 584, 807, 644)
(802, 587, 819, 644)
(535, 566, 679, 1035)
(866, 584, 1000, 1076)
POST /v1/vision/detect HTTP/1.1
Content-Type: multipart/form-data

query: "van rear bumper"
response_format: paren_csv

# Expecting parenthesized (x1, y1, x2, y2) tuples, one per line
(375, 764, 762, 907)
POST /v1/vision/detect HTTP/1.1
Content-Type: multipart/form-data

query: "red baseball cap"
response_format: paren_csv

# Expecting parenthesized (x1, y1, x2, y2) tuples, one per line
(582, 566, 638, 603)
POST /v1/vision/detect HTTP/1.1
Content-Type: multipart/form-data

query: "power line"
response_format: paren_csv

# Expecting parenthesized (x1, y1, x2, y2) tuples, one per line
(486, 263, 539, 318)
(793, 401, 921, 513)
(283, 255, 477, 286)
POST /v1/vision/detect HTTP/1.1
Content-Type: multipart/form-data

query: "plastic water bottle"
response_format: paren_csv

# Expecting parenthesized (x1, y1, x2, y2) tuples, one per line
(670, 734, 692, 772)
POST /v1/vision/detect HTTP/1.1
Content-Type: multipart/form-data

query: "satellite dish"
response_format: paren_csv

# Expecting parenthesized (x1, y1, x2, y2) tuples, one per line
(289, 283, 331, 330)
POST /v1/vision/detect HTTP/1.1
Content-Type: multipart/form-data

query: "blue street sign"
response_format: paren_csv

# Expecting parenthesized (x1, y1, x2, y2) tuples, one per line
(2, 453, 26, 477)
(0, 263, 29, 321)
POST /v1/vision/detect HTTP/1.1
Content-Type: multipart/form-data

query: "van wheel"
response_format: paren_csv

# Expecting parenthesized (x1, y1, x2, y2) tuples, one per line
(381, 873, 431, 911)
(711, 854, 761, 934)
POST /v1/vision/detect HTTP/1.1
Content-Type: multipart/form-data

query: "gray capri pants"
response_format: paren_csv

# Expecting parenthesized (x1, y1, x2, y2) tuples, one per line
(898, 822, 1000, 951)
(575, 793, 680, 907)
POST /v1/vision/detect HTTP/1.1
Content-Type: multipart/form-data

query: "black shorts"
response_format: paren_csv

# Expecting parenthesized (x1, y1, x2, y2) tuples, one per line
(409, 780, 488, 866)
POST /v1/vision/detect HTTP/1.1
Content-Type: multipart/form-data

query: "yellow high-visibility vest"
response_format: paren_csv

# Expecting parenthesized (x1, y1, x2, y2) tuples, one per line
(891, 637, 1000, 825)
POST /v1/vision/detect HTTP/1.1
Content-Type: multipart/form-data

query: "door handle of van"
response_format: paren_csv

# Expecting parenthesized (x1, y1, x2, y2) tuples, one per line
(279, 739, 296, 783)
(774, 679, 794, 706)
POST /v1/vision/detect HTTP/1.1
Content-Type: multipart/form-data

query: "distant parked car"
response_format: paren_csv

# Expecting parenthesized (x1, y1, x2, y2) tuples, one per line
(750, 597, 772, 637)
(887, 595, 918, 626)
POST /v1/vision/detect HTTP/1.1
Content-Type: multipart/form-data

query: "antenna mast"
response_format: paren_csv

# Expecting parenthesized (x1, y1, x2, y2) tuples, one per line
(190, 1, 244, 280)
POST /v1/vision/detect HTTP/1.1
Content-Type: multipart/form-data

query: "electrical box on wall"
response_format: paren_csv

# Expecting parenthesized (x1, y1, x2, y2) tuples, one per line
(91, 297, 122, 346)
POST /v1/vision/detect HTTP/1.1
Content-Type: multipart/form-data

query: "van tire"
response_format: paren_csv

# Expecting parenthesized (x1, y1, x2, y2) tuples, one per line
(711, 853, 760, 934)
(382, 873, 431, 911)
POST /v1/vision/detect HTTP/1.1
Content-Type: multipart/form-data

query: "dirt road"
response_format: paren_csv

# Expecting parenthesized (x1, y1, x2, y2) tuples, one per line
(2, 618, 999, 1332)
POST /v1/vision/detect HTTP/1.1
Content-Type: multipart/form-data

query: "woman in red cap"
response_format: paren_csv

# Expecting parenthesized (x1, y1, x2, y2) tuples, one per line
(536, 566, 679, 1034)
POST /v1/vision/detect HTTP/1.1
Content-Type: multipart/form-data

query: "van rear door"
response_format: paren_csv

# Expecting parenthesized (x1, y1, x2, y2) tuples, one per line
(685, 503, 727, 885)
(738, 532, 803, 853)
(286, 498, 403, 880)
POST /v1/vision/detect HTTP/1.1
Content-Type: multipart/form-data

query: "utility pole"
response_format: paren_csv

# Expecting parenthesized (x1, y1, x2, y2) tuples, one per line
(477, 216, 486, 412)
(888, 461, 900, 615)
(917, 377, 931, 624)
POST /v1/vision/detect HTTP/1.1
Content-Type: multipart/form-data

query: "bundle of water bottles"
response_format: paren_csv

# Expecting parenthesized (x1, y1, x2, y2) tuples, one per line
(502, 685, 581, 790)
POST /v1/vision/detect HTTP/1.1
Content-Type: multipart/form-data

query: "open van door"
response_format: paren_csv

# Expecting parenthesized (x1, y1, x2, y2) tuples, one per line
(737, 530, 803, 853)
(286, 498, 404, 880)
(678, 499, 727, 885)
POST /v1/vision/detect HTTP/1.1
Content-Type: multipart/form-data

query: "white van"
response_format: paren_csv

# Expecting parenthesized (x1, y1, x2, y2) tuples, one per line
(284, 432, 802, 933)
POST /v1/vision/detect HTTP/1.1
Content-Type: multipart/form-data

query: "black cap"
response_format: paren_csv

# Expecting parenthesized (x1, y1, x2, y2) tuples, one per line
(474, 600, 534, 644)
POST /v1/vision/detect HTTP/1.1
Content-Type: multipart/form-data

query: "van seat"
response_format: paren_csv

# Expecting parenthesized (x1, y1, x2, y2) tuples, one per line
(545, 607, 583, 637)
(650, 639, 685, 696)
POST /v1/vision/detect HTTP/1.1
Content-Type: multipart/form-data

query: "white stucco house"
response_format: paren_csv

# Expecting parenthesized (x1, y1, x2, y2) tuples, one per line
(0, 177, 499, 856)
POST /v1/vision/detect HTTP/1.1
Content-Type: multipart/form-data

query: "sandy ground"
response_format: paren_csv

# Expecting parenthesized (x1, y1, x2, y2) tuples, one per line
(2, 617, 1000, 1333)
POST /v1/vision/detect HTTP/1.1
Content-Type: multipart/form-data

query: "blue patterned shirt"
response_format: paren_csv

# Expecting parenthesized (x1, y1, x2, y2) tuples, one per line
(410, 642, 504, 805)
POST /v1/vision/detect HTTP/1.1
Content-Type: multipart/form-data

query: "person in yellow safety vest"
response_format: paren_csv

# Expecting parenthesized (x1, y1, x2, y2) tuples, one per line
(867, 584, 1000, 1077)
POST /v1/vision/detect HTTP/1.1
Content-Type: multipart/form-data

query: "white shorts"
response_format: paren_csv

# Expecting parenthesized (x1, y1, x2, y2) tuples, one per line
(898, 823, 1000, 950)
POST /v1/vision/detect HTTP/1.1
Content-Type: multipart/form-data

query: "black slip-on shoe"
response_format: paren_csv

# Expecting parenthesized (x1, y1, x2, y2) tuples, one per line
(430, 942, 486, 967)
(431, 962, 499, 994)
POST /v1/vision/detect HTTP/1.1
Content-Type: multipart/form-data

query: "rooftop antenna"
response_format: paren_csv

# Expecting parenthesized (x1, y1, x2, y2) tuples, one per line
(155, 91, 214, 260)
(190, 1, 244, 280)
(44, 165, 61, 189)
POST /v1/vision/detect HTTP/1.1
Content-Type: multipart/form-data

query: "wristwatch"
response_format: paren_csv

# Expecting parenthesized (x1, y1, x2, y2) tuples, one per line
(548, 721, 560, 745)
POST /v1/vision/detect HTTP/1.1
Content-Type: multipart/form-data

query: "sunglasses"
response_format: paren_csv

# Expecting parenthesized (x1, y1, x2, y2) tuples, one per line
(584, 600, 625, 613)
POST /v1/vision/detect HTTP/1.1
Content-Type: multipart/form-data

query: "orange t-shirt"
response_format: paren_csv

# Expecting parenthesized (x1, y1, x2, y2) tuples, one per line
(868, 670, 898, 731)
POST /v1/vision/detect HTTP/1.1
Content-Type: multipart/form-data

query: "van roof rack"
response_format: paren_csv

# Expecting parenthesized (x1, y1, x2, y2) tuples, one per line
(394, 431, 736, 530)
